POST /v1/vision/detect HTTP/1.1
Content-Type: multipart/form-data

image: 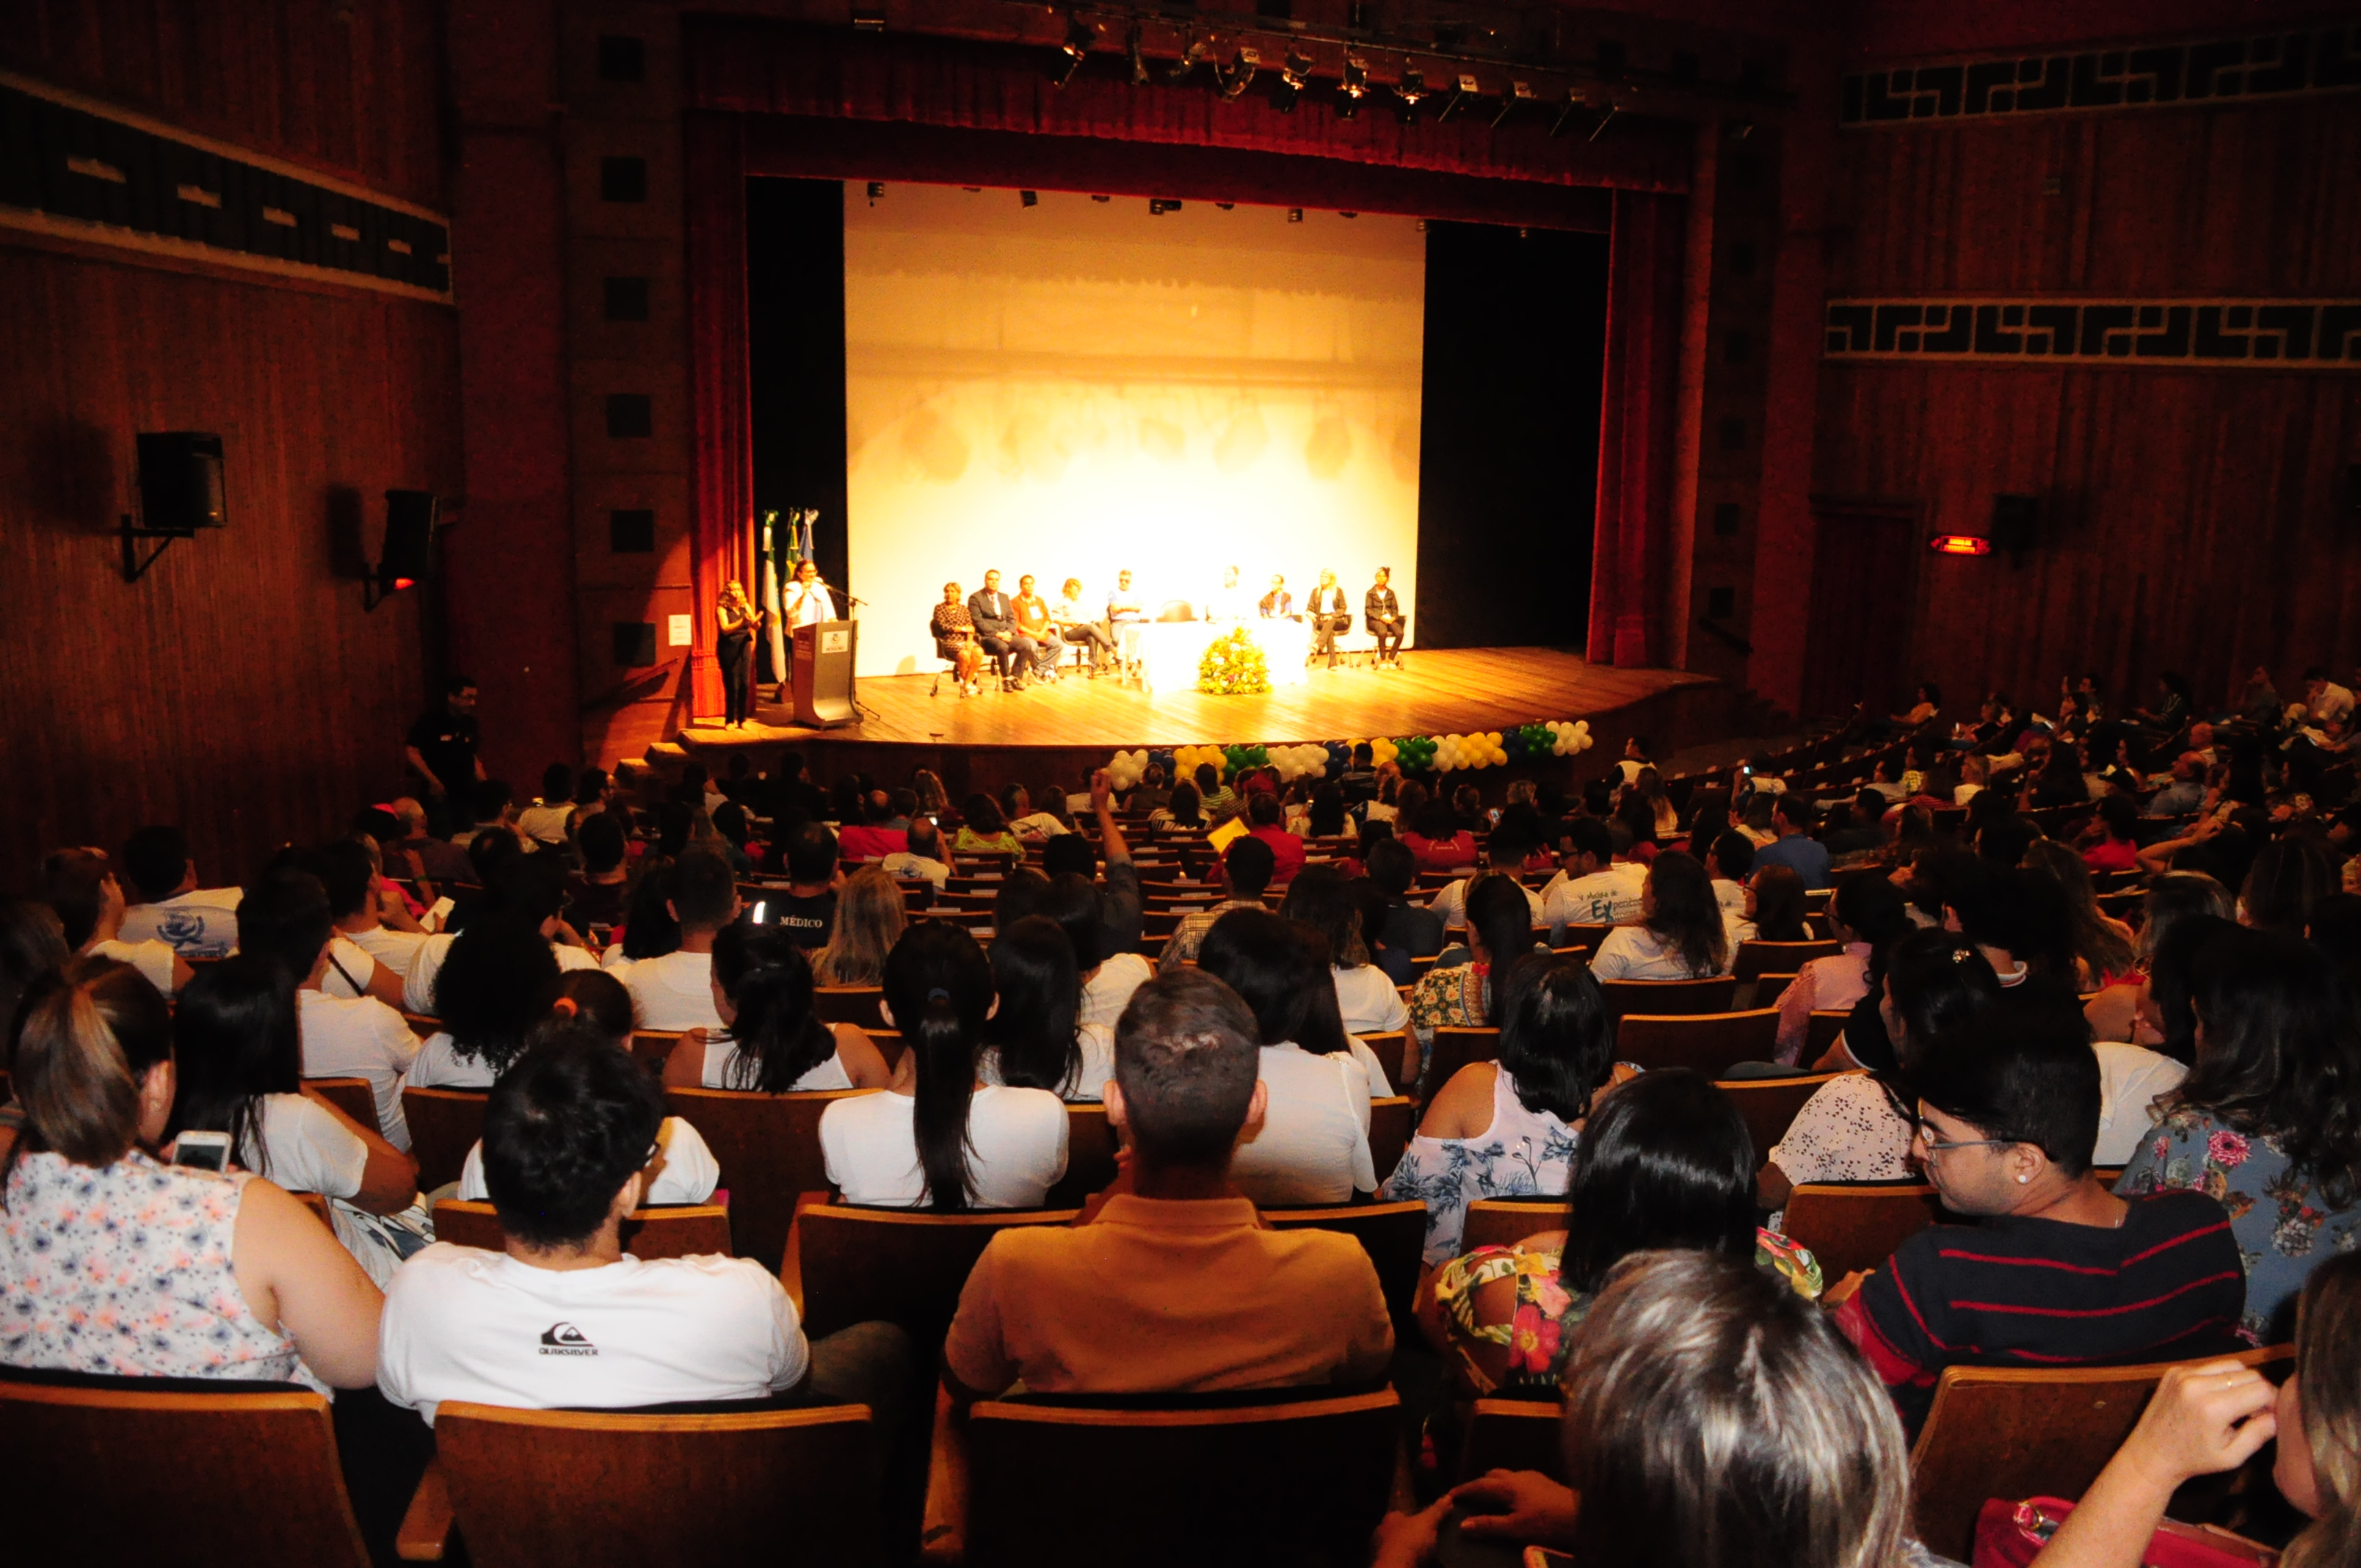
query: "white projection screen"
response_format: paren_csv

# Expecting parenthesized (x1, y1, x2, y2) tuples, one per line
(841, 184, 1425, 676)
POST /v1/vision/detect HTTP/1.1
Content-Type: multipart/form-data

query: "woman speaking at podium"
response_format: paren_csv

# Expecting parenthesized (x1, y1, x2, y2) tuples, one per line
(783, 558, 838, 629)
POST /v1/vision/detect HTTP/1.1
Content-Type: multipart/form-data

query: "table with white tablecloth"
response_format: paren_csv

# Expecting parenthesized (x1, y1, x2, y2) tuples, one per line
(1125, 617, 1313, 694)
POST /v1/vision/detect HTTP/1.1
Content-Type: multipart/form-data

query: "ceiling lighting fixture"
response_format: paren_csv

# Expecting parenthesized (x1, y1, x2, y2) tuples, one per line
(1166, 36, 1208, 82)
(1437, 72, 1481, 123)
(1549, 89, 1588, 138)
(1020, 189, 1039, 207)
(1216, 46, 1260, 101)
(1272, 48, 1313, 112)
(1052, 14, 1093, 88)
(1148, 197, 1183, 215)
(850, 2, 885, 30)
(865, 181, 884, 203)
(1928, 534, 1994, 556)
(1393, 67, 1426, 123)
(1287, 207, 1304, 222)
(1337, 56, 1368, 117)
(1128, 18, 1149, 84)
(1493, 79, 1535, 128)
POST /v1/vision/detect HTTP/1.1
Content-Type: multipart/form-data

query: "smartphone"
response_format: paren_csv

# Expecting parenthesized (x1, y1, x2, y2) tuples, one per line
(1741, 763, 1753, 776)
(750, 900, 768, 924)
(174, 1130, 233, 1172)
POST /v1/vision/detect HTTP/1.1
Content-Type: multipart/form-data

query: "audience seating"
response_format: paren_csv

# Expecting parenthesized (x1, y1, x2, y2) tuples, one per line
(1749, 971, 1798, 1009)
(1457, 1397, 1566, 1484)
(1422, 1027, 1501, 1096)
(302, 1076, 380, 1131)
(1907, 1345, 2295, 1562)
(402, 1086, 487, 1191)
(1368, 1095, 1414, 1183)
(1596, 976, 1739, 1017)
(1805, 1009, 1852, 1059)
(431, 1199, 733, 1260)
(1357, 1031, 1409, 1093)
(1265, 1200, 1426, 1332)
(1716, 1071, 1854, 1162)
(962, 1388, 1399, 1568)
(399, 1401, 880, 1567)
(400, 1011, 440, 1039)
(1556, 922, 1615, 952)
(813, 987, 888, 1030)
(784, 1197, 1081, 1343)
(664, 1086, 878, 1270)
(1043, 1103, 1119, 1208)
(1459, 1194, 1567, 1254)
(1614, 1009, 1779, 1078)
(1780, 1181, 1951, 1277)
(0, 1376, 371, 1566)
(629, 1029, 682, 1075)
(1732, 939, 1842, 981)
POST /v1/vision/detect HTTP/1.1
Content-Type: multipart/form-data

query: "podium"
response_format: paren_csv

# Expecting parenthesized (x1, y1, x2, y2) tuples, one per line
(792, 619, 858, 728)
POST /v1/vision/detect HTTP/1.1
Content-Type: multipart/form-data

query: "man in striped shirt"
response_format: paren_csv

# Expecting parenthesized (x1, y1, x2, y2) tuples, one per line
(1831, 1003, 2244, 1436)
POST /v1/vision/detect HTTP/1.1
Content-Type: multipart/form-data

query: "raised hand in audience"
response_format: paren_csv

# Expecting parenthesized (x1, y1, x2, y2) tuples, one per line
(1449, 1469, 1582, 1543)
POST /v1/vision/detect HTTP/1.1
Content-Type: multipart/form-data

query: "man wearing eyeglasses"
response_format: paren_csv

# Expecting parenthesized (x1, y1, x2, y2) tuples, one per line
(1823, 1003, 2246, 1438)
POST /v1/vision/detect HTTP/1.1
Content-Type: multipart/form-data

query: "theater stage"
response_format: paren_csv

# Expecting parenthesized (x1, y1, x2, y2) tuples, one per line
(661, 647, 1736, 794)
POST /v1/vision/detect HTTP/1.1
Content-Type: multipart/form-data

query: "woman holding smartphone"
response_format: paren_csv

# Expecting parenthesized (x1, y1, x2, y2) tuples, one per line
(0, 957, 382, 1391)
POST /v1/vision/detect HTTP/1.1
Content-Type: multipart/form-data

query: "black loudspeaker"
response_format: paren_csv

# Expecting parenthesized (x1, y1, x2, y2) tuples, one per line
(135, 432, 227, 532)
(380, 491, 437, 589)
(1990, 493, 2039, 553)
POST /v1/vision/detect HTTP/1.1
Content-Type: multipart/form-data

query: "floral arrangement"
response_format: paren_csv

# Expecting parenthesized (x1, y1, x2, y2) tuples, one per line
(1197, 628, 1272, 696)
(1104, 719, 1595, 785)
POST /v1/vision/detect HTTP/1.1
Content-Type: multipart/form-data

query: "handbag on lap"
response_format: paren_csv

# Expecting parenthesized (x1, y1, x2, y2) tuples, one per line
(1972, 1497, 2277, 1568)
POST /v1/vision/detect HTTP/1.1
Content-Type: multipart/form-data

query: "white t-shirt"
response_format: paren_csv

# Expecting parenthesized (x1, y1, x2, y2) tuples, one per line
(1428, 878, 1545, 932)
(1588, 925, 1731, 981)
(1333, 966, 1410, 1037)
(405, 932, 598, 1017)
(1078, 953, 1154, 1030)
(819, 1086, 1069, 1209)
(457, 1117, 721, 1205)
(297, 990, 422, 1150)
(978, 1024, 1117, 1103)
(1540, 862, 1648, 931)
(2092, 1042, 2191, 1166)
(377, 1244, 807, 1424)
(879, 851, 951, 889)
(1229, 1043, 1376, 1208)
(701, 1036, 855, 1093)
(344, 924, 432, 988)
(625, 951, 725, 1032)
(87, 938, 177, 994)
(243, 1092, 371, 1200)
(406, 1032, 504, 1090)
(515, 801, 576, 846)
(319, 936, 385, 1001)
(117, 887, 242, 958)
(1344, 1035, 1396, 1098)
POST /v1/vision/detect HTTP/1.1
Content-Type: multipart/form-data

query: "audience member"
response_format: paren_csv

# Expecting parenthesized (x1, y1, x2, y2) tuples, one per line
(880, 817, 951, 890)
(837, 791, 908, 862)
(1037, 869, 1151, 1030)
(810, 865, 904, 987)
(664, 921, 898, 1092)
(1774, 873, 1908, 1062)
(1281, 865, 1410, 1037)
(943, 968, 1391, 1396)
(115, 824, 242, 957)
(39, 846, 189, 995)
(1239, 791, 1306, 882)
(1586, 852, 1733, 981)
(2241, 835, 2337, 937)
(2023, 838, 2138, 988)
(1407, 875, 1544, 1071)
(1158, 835, 1274, 969)
(409, 915, 562, 1088)
(1401, 801, 1479, 875)
(321, 838, 432, 985)
(0, 899, 69, 1045)
(1366, 837, 1445, 960)
(818, 922, 1067, 1209)
(1042, 773, 1144, 957)
(1754, 793, 1833, 888)
(620, 846, 738, 1031)
(757, 822, 841, 950)
(241, 866, 421, 1150)
(1539, 818, 1647, 938)
(980, 915, 1115, 1101)
(951, 795, 1024, 857)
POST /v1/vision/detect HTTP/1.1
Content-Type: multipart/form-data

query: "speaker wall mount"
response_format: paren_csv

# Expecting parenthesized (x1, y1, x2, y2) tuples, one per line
(119, 432, 227, 583)
(367, 489, 440, 611)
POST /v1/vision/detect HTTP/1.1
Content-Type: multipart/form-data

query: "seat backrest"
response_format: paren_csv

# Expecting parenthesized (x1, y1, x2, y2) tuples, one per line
(1614, 1008, 1779, 1078)
(1714, 1072, 1855, 1164)
(1043, 1103, 1118, 1208)
(1596, 976, 1739, 1017)
(662, 1086, 878, 1271)
(1357, 1031, 1409, 1094)
(812, 986, 887, 1030)
(0, 1380, 369, 1567)
(1265, 1200, 1426, 1329)
(1749, 971, 1798, 1009)
(1556, 922, 1616, 951)
(630, 1029, 683, 1075)
(1732, 938, 1843, 981)
(1367, 1095, 1414, 1187)
(432, 1400, 880, 1567)
(965, 1390, 1399, 1568)
(1424, 1028, 1501, 1096)
(403, 1086, 489, 1191)
(1805, 1009, 1852, 1058)
(793, 1204, 1081, 1343)
(432, 1199, 735, 1260)
(1908, 1345, 2294, 1562)
(1459, 1195, 1570, 1255)
(1457, 1397, 1565, 1484)
(300, 1076, 377, 1131)
(1779, 1182, 1949, 1278)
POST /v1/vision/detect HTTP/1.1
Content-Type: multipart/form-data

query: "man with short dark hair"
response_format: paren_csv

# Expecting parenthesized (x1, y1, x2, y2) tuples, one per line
(623, 846, 741, 1028)
(455, 779, 519, 847)
(943, 970, 1390, 1396)
(242, 865, 421, 1148)
(759, 823, 841, 949)
(380, 1027, 913, 1426)
(968, 570, 1035, 692)
(1752, 793, 1832, 889)
(517, 763, 577, 849)
(1365, 837, 1443, 959)
(1158, 837, 1274, 970)
(115, 824, 243, 958)
(836, 791, 907, 863)
(405, 675, 485, 835)
(1822, 788, 1890, 857)
(1539, 817, 1647, 939)
(322, 837, 431, 985)
(1244, 791, 1306, 883)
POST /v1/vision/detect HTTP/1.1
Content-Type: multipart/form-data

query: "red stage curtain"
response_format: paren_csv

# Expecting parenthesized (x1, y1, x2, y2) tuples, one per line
(685, 112, 753, 722)
(1588, 189, 1689, 669)
(685, 18, 1689, 196)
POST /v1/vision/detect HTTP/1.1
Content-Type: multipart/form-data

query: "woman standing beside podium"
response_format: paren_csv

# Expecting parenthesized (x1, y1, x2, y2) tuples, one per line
(714, 579, 764, 728)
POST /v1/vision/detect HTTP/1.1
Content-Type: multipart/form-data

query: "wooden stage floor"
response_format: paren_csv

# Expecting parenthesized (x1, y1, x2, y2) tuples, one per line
(676, 647, 1716, 754)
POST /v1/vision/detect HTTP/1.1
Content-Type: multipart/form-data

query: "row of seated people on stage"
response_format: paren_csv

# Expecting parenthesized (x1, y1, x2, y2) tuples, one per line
(930, 564, 1411, 692)
(4, 805, 2360, 1566)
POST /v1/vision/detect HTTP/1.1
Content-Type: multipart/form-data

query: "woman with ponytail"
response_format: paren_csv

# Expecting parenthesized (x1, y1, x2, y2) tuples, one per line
(818, 921, 1067, 1210)
(1406, 874, 1548, 1085)
(665, 921, 900, 1092)
(979, 916, 1115, 1102)
(0, 957, 382, 1390)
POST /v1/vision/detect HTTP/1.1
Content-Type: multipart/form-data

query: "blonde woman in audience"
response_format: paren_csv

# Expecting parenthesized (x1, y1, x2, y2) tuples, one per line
(0, 958, 382, 1393)
(911, 768, 950, 821)
(811, 865, 905, 987)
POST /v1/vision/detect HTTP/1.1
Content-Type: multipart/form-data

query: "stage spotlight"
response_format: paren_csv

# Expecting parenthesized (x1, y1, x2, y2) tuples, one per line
(1270, 48, 1312, 112)
(1588, 100, 1620, 141)
(1393, 67, 1426, 123)
(1148, 197, 1185, 215)
(1549, 90, 1587, 137)
(1415, 218, 1426, 231)
(1287, 207, 1304, 222)
(1165, 36, 1208, 82)
(1090, 193, 1110, 203)
(1052, 14, 1093, 87)
(1493, 79, 1535, 128)
(1128, 18, 1148, 84)
(1020, 189, 1039, 207)
(1336, 56, 1368, 117)
(1216, 46, 1260, 101)
(1437, 72, 1481, 122)
(865, 181, 884, 203)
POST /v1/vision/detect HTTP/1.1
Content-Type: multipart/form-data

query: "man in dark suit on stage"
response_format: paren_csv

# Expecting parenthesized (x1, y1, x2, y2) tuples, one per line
(968, 570, 1037, 692)
(1308, 570, 1352, 669)
(1364, 567, 1404, 670)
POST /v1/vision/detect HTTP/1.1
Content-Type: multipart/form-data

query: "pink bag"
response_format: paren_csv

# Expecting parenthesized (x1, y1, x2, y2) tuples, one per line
(1972, 1497, 2278, 1568)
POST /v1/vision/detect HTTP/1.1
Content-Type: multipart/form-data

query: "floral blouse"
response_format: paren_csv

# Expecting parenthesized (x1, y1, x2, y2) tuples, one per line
(1433, 1229, 1823, 1395)
(1406, 963, 1489, 1076)
(2116, 1106, 2361, 1345)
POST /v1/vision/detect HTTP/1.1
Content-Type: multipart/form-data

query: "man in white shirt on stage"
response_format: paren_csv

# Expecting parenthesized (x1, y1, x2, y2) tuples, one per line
(1106, 568, 1147, 675)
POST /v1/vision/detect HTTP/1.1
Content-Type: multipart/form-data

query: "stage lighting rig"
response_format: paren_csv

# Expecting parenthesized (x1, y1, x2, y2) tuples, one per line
(1216, 46, 1260, 101)
(1548, 89, 1587, 138)
(1271, 48, 1313, 112)
(1165, 35, 1208, 82)
(1393, 68, 1426, 123)
(1589, 99, 1620, 141)
(1128, 18, 1149, 84)
(1148, 197, 1183, 215)
(1051, 14, 1093, 88)
(1336, 57, 1368, 117)
(1493, 79, 1535, 128)
(866, 181, 884, 203)
(1437, 72, 1481, 123)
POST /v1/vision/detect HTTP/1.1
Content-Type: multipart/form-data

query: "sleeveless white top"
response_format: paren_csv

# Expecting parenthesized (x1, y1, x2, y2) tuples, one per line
(1382, 1067, 1580, 1266)
(702, 1034, 854, 1092)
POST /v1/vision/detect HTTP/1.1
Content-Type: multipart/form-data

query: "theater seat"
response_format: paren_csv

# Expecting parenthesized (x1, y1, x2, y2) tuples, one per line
(1778, 1181, 1951, 1278)
(431, 1198, 733, 1260)
(785, 1197, 1081, 1343)
(665, 1086, 878, 1272)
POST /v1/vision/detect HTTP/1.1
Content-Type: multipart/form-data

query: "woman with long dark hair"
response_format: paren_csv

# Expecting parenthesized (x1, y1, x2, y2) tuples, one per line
(1147, 780, 1203, 833)
(816, 921, 1067, 1211)
(1746, 863, 1812, 943)
(2021, 838, 2137, 986)
(1405, 874, 1547, 1079)
(1773, 873, 1909, 1064)
(1385, 957, 1610, 1264)
(664, 921, 898, 1093)
(2084, 871, 2235, 1046)
(2119, 925, 2361, 1344)
(1423, 1070, 1820, 1396)
(980, 915, 1114, 1102)
(410, 915, 562, 1087)
(1281, 865, 1410, 1037)
(951, 795, 1023, 857)
(609, 857, 681, 964)
(1588, 852, 1732, 981)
